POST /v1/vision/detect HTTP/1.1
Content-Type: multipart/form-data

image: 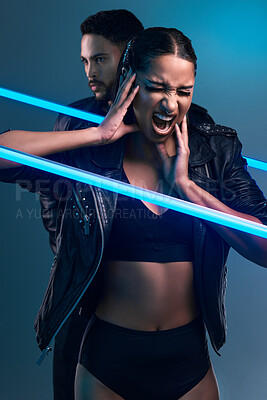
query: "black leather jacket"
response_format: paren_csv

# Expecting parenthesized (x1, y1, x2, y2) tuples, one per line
(41, 97, 215, 254)
(1, 99, 266, 359)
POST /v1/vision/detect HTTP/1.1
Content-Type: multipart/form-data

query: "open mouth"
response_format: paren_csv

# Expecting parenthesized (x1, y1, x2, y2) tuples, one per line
(152, 112, 176, 135)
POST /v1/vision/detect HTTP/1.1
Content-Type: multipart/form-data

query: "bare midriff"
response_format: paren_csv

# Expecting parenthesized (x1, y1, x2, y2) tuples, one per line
(95, 259, 198, 331)
(95, 147, 197, 331)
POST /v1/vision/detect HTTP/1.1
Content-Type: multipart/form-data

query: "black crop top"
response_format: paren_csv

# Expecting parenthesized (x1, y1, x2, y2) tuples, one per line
(104, 170, 194, 263)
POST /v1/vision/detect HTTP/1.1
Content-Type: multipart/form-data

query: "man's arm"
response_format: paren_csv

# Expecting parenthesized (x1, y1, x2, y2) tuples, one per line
(0, 71, 139, 168)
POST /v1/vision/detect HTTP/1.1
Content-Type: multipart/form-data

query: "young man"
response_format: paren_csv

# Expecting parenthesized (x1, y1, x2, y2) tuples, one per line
(41, 10, 144, 400)
(39, 9, 214, 400)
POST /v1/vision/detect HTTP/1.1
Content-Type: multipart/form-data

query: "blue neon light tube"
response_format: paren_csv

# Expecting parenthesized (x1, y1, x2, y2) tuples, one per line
(0, 86, 267, 172)
(0, 87, 104, 124)
(0, 146, 266, 239)
(245, 157, 267, 172)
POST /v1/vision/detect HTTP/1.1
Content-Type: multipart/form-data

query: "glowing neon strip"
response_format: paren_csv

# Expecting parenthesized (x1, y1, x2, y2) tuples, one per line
(0, 87, 267, 172)
(245, 157, 267, 172)
(0, 146, 266, 238)
(0, 87, 104, 124)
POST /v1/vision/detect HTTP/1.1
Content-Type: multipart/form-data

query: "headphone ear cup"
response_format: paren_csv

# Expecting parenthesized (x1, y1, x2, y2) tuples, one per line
(119, 66, 128, 85)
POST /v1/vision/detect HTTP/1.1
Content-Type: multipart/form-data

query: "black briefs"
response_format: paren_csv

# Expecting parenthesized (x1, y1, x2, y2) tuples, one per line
(79, 315, 210, 400)
(104, 169, 194, 262)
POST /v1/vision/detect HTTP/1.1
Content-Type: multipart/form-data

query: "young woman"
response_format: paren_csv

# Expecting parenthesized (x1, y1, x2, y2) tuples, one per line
(1, 28, 267, 400)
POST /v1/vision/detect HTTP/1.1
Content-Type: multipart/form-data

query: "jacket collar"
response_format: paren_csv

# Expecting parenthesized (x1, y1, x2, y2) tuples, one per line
(189, 128, 216, 167)
(90, 137, 125, 170)
(90, 128, 216, 169)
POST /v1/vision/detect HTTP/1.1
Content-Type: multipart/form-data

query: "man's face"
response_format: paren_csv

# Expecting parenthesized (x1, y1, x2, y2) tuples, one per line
(80, 34, 122, 101)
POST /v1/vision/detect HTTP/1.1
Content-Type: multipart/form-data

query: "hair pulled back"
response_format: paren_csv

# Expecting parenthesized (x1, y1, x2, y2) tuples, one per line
(122, 27, 197, 76)
(113, 27, 197, 123)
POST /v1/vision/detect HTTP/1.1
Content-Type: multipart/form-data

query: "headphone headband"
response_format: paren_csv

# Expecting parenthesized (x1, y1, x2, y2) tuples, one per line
(122, 40, 133, 67)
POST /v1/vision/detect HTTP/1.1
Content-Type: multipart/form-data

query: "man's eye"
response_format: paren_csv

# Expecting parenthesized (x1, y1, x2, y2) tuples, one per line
(95, 57, 104, 63)
(81, 59, 87, 65)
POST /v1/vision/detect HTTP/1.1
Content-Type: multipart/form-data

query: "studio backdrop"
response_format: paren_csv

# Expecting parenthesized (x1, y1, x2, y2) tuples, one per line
(0, 1, 266, 399)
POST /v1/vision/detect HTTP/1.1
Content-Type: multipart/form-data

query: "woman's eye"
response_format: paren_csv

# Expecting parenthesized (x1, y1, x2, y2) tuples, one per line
(145, 86, 163, 92)
(178, 91, 191, 97)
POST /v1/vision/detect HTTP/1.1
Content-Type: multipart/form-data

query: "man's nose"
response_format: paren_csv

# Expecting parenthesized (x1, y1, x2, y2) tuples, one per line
(87, 62, 97, 79)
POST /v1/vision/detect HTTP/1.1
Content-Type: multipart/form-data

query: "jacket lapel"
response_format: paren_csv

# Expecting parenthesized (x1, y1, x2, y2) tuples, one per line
(189, 130, 216, 167)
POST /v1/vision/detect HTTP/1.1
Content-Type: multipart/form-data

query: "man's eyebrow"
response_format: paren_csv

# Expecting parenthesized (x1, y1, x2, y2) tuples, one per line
(90, 53, 109, 59)
(146, 79, 193, 89)
(80, 53, 109, 59)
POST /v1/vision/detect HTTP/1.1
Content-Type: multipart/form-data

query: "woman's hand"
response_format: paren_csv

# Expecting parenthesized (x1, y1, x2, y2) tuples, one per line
(157, 115, 190, 195)
(0, 72, 139, 168)
(97, 69, 140, 144)
(158, 115, 267, 267)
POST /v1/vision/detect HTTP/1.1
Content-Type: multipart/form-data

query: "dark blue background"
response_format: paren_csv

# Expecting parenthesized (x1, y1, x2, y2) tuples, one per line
(0, 1, 266, 398)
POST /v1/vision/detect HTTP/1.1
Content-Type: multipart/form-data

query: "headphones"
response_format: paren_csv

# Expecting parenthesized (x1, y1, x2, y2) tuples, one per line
(119, 40, 133, 85)
(120, 67, 128, 83)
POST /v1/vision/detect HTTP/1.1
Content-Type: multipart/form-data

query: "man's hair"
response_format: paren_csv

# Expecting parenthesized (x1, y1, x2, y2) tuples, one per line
(80, 9, 144, 49)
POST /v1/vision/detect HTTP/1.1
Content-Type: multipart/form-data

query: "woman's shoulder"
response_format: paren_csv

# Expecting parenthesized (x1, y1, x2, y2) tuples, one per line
(188, 103, 215, 124)
(189, 122, 237, 137)
(188, 122, 241, 168)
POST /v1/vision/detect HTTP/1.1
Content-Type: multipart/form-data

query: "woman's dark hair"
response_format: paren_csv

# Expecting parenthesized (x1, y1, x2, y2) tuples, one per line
(121, 27, 197, 76)
(113, 27, 197, 123)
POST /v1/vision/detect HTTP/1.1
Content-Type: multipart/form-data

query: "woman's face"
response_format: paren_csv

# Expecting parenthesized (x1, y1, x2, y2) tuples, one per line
(133, 54, 195, 143)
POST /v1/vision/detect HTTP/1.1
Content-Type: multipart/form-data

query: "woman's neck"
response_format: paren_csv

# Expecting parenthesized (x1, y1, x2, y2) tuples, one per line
(124, 131, 176, 166)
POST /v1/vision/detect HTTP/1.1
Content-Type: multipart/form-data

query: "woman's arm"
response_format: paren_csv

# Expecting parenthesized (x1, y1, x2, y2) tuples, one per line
(157, 117, 267, 267)
(0, 71, 139, 168)
(179, 177, 267, 267)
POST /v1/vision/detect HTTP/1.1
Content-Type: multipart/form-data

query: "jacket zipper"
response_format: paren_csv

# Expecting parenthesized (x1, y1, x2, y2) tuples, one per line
(72, 186, 90, 235)
(37, 185, 105, 364)
(202, 164, 222, 355)
(36, 346, 52, 365)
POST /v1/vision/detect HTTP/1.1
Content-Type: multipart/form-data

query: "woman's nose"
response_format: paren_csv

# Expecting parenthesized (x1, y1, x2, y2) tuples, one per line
(160, 94, 178, 114)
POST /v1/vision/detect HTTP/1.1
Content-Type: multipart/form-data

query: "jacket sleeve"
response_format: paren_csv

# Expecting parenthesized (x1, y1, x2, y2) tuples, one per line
(0, 147, 70, 254)
(38, 115, 72, 253)
(222, 136, 267, 225)
(0, 152, 67, 188)
(53, 113, 72, 132)
(39, 97, 99, 253)
(0, 129, 65, 187)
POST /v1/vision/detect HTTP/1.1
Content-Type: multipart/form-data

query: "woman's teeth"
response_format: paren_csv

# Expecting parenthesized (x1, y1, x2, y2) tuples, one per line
(154, 112, 173, 122)
(152, 113, 175, 134)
